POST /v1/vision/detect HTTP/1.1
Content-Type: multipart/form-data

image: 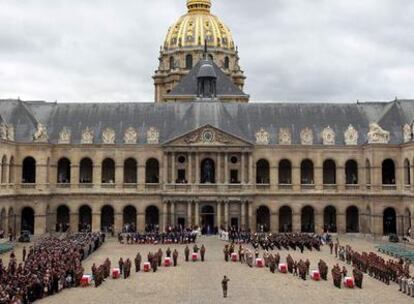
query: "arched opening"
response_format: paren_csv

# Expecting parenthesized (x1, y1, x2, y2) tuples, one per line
(22, 157, 36, 183)
(145, 206, 159, 231)
(56, 205, 70, 232)
(382, 159, 396, 185)
(224, 56, 230, 69)
(123, 205, 137, 232)
(0, 208, 6, 232)
(1, 156, 6, 184)
(404, 208, 411, 235)
(365, 159, 371, 185)
(8, 208, 16, 235)
(169, 56, 174, 70)
(256, 159, 270, 184)
(201, 158, 215, 184)
(323, 206, 337, 233)
(256, 206, 270, 232)
(279, 159, 292, 184)
(383, 207, 397, 235)
(323, 159, 336, 184)
(404, 159, 411, 185)
(124, 158, 137, 183)
(78, 205, 92, 232)
(145, 158, 159, 183)
(79, 158, 93, 183)
(102, 158, 115, 184)
(101, 205, 114, 232)
(200, 205, 215, 234)
(21, 207, 35, 234)
(185, 54, 193, 69)
(346, 206, 359, 233)
(57, 158, 71, 183)
(9, 157, 14, 184)
(301, 206, 315, 233)
(279, 206, 292, 232)
(345, 160, 358, 184)
(301, 159, 314, 184)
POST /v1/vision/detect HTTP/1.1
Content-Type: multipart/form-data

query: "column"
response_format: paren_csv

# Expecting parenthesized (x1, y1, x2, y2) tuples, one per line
(241, 201, 246, 230)
(195, 201, 200, 226)
(93, 164, 102, 188)
(3, 164, 9, 185)
(114, 212, 122, 233)
(34, 212, 47, 235)
(137, 213, 145, 232)
(241, 153, 246, 184)
(216, 201, 222, 228)
(248, 154, 253, 184)
(137, 164, 146, 190)
(92, 212, 101, 232)
(271, 211, 278, 233)
(163, 153, 169, 184)
(217, 152, 222, 184)
(162, 202, 168, 232)
(224, 153, 229, 184)
(171, 152, 176, 184)
(170, 201, 175, 226)
(187, 201, 192, 227)
(293, 211, 301, 232)
(315, 163, 323, 190)
(70, 164, 79, 188)
(188, 153, 193, 184)
(315, 211, 324, 234)
(292, 164, 301, 191)
(70, 213, 78, 233)
(224, 201, 229, 228)
(337, 165, 345, 191)
(248, 202, 255, 232)
(337, 212, 346, 234)
(115, 164, 123, 188)
(195, 154, 200, 184)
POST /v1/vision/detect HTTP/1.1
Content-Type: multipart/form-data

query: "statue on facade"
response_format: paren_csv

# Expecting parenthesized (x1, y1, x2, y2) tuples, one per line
(33, 123, 48, 142)
(81, 127, 94, 144)
(403, 124, 412, 143)
(344, 124, 358, 145)
(147, 127, 160, 144)
(0, 123, 7, 140)
(278, 128, 291, 145)
(255, 128, 270, 145)
(367, 123, 390, 144)
(102, 128, 116, 144)
(58, 127, 71, 144)
(124, 127, 138, 144)
(300, 127, 313, 145)
(322, 126, 335, 145)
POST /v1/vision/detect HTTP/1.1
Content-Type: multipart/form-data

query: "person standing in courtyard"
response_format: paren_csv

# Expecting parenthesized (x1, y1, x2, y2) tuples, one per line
(173, 249, 178, 267)
(22, 246, 26, 262)
(185, 246, 190, 262)
(200, 245, 206, 262)
(221, 275, 230, 298)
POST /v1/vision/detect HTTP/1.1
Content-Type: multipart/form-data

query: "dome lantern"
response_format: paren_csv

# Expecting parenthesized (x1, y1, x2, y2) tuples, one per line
(187, 0, 212, 13)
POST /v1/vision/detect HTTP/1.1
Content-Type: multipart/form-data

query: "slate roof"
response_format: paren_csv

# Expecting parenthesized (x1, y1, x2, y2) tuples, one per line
(0, 99, 413, 145)
(167, 60, 248, 98)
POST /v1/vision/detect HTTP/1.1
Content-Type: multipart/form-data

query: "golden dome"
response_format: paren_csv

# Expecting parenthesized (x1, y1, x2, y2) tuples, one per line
(164, 0, 235, 51)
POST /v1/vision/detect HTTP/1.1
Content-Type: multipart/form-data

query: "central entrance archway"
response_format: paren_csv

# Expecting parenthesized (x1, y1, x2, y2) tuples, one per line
(123, 205, 137, 232)
(21, 207, 35, 234)
(145, 206, 159, 232)
(56, 205, 70, 232)
(200, 205, 215, 235)
(101, 205, 114, 233)
(256, 206, 270, 232)
(383, 207, 397, 235)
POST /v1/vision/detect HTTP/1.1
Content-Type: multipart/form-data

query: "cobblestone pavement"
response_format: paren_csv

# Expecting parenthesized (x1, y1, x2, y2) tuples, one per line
(4, 236, 414, 304)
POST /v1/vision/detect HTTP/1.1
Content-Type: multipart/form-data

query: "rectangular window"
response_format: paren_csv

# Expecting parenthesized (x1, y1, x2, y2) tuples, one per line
(230, 170, 239, 184)
(177, 169, 187, 184)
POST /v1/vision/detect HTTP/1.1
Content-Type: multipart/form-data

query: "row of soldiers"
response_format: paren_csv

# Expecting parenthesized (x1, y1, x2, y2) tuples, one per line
(248, 233, 322, 252)
(92, 258, 111, 287)
(398, 275, 414, 297)
(119, 230, 198, 245)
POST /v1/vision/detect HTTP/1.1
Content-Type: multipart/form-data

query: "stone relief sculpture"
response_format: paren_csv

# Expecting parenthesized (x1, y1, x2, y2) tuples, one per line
(124, 127, 138, 144)
(7, 125, 14, 141)
(102, 128, 116, 144)
(58, 127, 71, 144)
(255, 128, 270, 145)
(300, 127, 313, 145)
(344, 124, 358, 145)
(33, 123, 48, 143)
(403, 124, 412, 143)
(322, 126, 335, 145)
(81, 127, 94, 144)
(278, 128, 291, 145)
(0, 123, 7, 140)
(367, 123, 390, 144)
(147, 127, 160, 144)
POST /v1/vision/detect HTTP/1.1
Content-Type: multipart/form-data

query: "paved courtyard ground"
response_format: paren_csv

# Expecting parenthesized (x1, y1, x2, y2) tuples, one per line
(3, 235, 413, 304)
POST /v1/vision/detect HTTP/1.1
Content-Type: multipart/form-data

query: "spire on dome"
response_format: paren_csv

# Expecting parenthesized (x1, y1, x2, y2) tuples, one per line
(186, 0, 211, 13)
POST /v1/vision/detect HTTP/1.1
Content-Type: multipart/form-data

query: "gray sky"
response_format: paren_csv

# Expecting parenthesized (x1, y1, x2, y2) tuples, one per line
(0, 0, 413, 103)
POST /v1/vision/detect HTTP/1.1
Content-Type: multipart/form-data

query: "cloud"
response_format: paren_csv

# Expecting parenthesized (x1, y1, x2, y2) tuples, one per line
(0, 0, 413, 102)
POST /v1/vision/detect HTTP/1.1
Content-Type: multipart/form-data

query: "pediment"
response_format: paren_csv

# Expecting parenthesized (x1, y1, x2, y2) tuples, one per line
(163, 125, 252, 147)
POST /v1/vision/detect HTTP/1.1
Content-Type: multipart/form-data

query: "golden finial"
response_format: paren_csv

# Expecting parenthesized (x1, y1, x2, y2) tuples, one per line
(187, 0, 211, 13)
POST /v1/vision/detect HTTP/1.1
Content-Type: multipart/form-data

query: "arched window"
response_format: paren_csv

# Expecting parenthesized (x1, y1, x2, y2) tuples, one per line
(57, 158, 71, 183)
(256, 206, 270, 232)
(185, 54, 193, 69)
(383, 207, 397, 235)
(279, 206, 292, 232)
(22, 157, 36, 184)
(256, 159, 270, 184)
(323, 159, 336, 184)
(123, 205, 137, 232)
(279, 159, 292, 184)
(346, 206, 359, 233)
(101, 205, 114, 232)
(301, 159, 314, 184)
(324, 206, 337, 233)
(101, 158, 115, 184)
(382, 159, 396, 185)
(345, 160, 358, 184)
(21, 207, 35, 234)
(56, 205, 70, 232)
(224, 56, 230, 69)
(1, 156, 6, 184)
(169, 56, 174, 70)
(79, 205, 92, 232)
(201, 158, 215, 184)
(9, 157, 14, 184)
(145, 158, 159, 183)
(124, 158, 137, 184)
(365, 159, 371, 185)
(301, 206, 315, 233)
(404, 159, 410, 185)
(145, 206, 160, 231)
(79, 158, 93, 183)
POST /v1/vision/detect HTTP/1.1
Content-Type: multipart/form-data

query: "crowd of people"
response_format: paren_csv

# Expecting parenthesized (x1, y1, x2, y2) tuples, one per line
(118, 227, 198, 245)
(0, 232, 103, 303)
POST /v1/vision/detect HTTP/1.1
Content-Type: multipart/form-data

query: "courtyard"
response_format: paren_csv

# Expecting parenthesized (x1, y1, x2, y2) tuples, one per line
(3, 235, 411, 304)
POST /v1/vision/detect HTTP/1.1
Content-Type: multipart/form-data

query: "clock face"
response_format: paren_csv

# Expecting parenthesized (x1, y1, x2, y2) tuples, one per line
(201, 129, 215, 143)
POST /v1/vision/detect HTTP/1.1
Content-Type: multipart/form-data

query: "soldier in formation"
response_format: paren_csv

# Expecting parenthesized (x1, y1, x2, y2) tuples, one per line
(331, 264, 342, 289)
(184, 246, 190, 262)
(221, 275, 230, 298)
(173, 249, 179, 266)
(200, 245, 206, 262)
(135, 252, 142, 272)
